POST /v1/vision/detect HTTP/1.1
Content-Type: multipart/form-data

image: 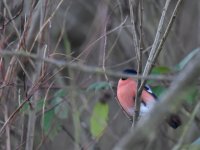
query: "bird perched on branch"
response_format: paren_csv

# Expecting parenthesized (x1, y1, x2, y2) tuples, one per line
(117, 69, 181, 129)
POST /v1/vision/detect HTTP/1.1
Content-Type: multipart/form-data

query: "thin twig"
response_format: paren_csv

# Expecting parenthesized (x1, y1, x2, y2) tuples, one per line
(0, 98, 31, 136)
(25, 2, 49, 147)
(127, 0, 141, 128)
(108, 46, 152, 68)
(4, 104, 11, 150)
(102, 8, 108, 78)
(75, 16, 128, 60)
(143, 0, 171, 76)
(29, 0, 64, 52)
(128, 0, 139, 60)
(105, 0, 123, 61)
(2, 0, 21, 39)
(36, 82, 54, 150)
(0, 0, 24, 30)
(153, 0, 184, 62)
(25, 10, 48, 147)
(133, 0, 144, 128)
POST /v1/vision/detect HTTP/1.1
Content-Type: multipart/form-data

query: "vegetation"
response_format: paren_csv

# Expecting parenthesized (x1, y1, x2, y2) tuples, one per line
(0, 0, 200, 150)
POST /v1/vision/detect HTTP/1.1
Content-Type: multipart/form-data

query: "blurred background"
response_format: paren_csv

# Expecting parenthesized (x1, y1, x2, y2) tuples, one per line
(0, 0, 200, 149)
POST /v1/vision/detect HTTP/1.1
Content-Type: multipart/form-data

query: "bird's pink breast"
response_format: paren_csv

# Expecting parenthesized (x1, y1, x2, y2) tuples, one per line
(117, 78, 156, 116)
(117, 78, 137, 115)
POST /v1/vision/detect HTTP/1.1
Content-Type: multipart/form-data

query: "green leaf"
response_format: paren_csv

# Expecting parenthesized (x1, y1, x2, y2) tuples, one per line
(72, 111, 81, 143)
(152, 66, 171, 74)
(185, 143, 200, 150)
(20, 98, 44, 114)
(151, 86, 166, 97)
(42, 109, 61, 140)
(54, 89, 66, 98)
(176, 48, 200, 70)
(182, 87, 198, 104)
(87, 82, 110, 92)
(51, 96, 62, 106)
(148, 66, 171, 84)
(41, 89, 68, 140)
(51, 92, 69, 119)
(90, 102, 109, 138)
(35, 99, 45, 112)
(152, 86, 198, 103)
(63, 35, 71, 55)
(54, 101, 68, 119)
(20, 102, 29, 113)
(188, 145, 200, 150)
(51, 89, 66, 106)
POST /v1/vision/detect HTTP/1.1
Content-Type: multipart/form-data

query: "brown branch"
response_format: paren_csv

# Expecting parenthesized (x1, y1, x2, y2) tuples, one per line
(128, 0, 139, 59)
(133, 0, 144, 128)
(153, 0, 184, 62)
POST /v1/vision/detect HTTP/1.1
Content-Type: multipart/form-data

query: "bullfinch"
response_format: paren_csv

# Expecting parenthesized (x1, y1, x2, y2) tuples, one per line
(117, 69, 181, 129)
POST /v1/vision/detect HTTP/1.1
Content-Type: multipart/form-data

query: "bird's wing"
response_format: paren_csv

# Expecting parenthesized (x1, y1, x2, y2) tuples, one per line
(144, 84, 157, 99)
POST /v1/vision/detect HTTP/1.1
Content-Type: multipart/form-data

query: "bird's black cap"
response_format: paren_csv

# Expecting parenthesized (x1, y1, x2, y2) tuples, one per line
(121, 69, 137, 80)
(123, 69, 137, 74)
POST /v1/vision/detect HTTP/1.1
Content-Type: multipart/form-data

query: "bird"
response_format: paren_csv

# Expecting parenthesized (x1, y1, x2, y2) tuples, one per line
(117, 69, 181, 129)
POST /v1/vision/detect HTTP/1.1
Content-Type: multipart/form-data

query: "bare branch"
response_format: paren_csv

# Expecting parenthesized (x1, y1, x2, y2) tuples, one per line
(2, 0, 21, 39)
(128, 0, 139, 59)
(153, 0, 184, 61)
(133, 0, 144, 128)
(0, 50, 175, 81)
(142, 0, 171, 78)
